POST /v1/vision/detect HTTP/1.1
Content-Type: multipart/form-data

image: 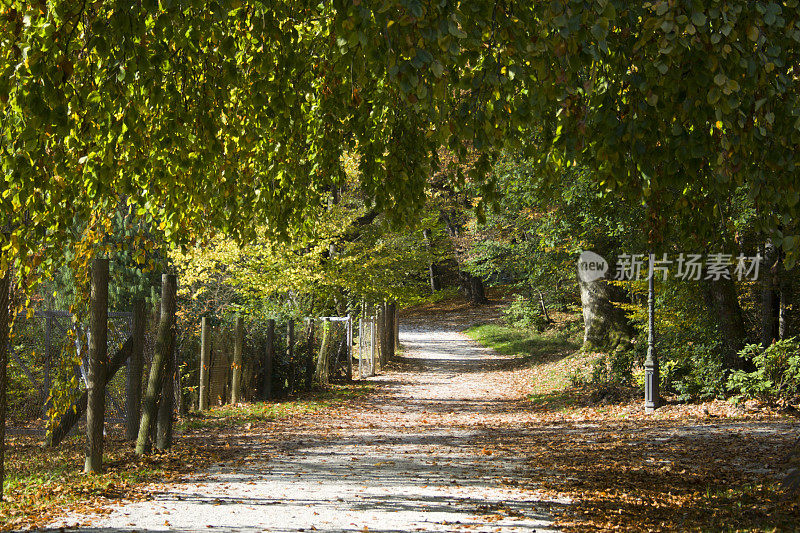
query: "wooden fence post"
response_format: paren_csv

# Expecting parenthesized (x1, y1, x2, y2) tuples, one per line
(346, 314, 353, 381)
(85, 257, 108, 474)
(262, 319, 274, 400)
(287, 319, 295, 391)
(199, 316, 211, 410)
(0, 260, 10, 500)
(393, 305, 399, 349)
(125, 299, 146, 441)
(371, 315, 377, 374)
(305, 319, 315, 389)
(231, 315, 243, 404)
(136, 274, 177, 455)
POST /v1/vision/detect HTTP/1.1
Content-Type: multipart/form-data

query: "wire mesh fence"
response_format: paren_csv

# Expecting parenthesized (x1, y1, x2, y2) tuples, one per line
(7, 310, 134, 430)
(197, 315, 364, 408)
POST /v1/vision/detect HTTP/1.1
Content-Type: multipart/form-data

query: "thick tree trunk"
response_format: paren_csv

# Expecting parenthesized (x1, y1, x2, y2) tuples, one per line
(136, 274, 177, 455)
(156, 334, 175, 451)
(460, 272, 487, 305)
(704, 277, 747, 370)
(385, 302, 396, 360)
(0, 266, 10, 501)
(230, 315, 243, 404)
(469, 276, 487, 305)
(779, 262, 795, 340)
(125, 299, 146, 441)
(762, 241, 779, 347)
(85, 258, 108, 474)
(577, 269, 633, 351)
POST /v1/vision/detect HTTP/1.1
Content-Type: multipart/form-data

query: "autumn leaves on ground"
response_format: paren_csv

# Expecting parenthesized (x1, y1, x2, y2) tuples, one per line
(3, 291, 800, 532)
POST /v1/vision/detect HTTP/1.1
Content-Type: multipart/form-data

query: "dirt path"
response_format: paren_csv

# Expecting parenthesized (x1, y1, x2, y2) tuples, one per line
(47, 318, 564, 532)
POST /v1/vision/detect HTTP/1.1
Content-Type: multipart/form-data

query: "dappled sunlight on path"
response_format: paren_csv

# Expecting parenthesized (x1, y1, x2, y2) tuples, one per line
(46, 316, 564, 532)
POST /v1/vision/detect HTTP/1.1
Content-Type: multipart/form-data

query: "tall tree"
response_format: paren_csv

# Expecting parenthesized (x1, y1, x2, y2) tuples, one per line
(85, 257, 108, 473)
(136, 274, 176, 455)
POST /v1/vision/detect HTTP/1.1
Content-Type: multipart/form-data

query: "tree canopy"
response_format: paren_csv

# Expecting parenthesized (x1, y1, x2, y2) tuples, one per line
(2, 0, 799, 284)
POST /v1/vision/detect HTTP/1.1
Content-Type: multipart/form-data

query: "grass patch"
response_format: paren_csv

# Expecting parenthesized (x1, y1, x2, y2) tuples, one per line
(179, 382, 375, 431)
(465, 323, 580, 359)
(465, 322, 608, 410)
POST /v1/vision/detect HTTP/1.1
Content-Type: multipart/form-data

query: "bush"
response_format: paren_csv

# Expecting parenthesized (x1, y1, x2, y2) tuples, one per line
(662, 341, 727, 401)
(727, 337, 800, 406)
(504, 295, 548, 331)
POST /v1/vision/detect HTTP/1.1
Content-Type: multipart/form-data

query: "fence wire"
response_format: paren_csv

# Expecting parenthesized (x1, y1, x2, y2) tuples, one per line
(8, 310, 133, 430)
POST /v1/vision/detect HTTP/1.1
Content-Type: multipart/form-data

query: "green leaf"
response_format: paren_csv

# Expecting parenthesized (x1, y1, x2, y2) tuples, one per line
(691, 12, 707, 27)
(431, 60, 444, 78)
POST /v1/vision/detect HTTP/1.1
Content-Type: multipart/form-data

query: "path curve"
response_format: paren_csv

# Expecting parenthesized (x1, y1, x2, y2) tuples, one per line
(47, 318, 561, 532)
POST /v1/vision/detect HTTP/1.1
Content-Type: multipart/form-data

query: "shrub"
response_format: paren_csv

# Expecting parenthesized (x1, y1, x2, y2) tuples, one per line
(503, 294, 548, 331)
(662, 341, 727, 401)
(589, 349, 636, 386)
(727, 337, 800, 406)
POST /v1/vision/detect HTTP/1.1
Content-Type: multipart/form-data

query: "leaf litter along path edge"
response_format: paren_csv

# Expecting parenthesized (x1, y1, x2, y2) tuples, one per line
(45, 319, 567, 533)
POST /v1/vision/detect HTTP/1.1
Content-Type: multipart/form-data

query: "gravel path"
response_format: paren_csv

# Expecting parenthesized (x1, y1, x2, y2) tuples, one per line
(46, 319, 563, 533)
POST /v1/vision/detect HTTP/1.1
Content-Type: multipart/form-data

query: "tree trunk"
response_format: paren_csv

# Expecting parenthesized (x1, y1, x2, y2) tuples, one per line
(262, 319, 274, 400)
(423, 229, 441, 292)
(385, 302, 396, 360)
(376, 305, 386, 368)
(469, 276, 487, 305)
(230, 315, 243, 404)
(156, 334, 176, 451)
(199, 316, 211, 410)
(85, 258, 108, 474)
(779, 261, 795, 340)
(286, 320, 295, 392)
(704, 277, 747, 370)
(125, 299, 146, 441)
(0, 265, 10, 501)
(47, 337, 133, 447)
(136, 274, 177, 455)
(393, 308, 399, 351)
(577, 268, 633, 351)
(316, 319, 330, 385)
(762, 241, 779, 347)
(460, 271, 487, 305)
(538, 289, 552, 323)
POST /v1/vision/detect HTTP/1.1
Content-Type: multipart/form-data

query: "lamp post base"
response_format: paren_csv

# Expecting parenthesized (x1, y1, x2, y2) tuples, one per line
(644, 356, 660, 413)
